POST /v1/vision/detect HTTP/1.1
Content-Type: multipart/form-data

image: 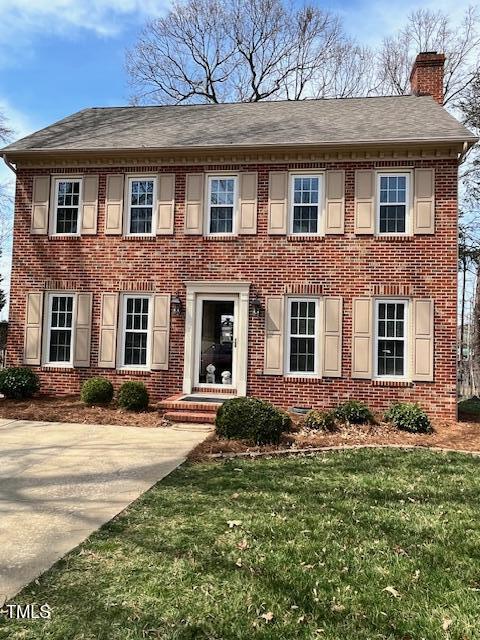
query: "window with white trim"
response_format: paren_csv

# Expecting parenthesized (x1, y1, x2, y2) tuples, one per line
(127, 178, 156, 235)
(46, 294, 75, 365)
(207, 176, 237, 235)
(377, 173, 409, 235)
(53, 179, 81, 235)
(375, 300, 408, 378)
(290, 175, 322, 235)
(287, 298, 319, 375)
(121, 295, 151, 368)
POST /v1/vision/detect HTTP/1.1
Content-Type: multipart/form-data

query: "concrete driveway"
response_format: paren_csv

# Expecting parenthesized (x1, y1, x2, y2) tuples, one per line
(0, 418, 210, 600)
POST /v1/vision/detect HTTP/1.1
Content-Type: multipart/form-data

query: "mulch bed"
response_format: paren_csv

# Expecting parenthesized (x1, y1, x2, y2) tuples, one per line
(188, 414, 480, 461)
(1, 395, 479, 460)
(0, 394, 170, 428)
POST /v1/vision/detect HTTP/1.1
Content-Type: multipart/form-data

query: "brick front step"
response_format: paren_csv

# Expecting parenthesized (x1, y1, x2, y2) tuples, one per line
(159, 400, 222, 412)
(159, 393, 225, 414)
(164, 411, 216, 424)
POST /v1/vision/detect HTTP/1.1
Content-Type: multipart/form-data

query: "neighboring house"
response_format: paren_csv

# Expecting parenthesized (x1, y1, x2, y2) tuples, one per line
(2, 52, 477, 420)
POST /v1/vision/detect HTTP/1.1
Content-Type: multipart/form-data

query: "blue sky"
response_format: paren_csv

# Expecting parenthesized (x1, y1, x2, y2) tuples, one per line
(0, 0, 474, 317)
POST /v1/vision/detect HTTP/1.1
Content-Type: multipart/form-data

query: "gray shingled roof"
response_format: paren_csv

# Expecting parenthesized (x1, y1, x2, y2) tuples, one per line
(2, 95, 476, 154)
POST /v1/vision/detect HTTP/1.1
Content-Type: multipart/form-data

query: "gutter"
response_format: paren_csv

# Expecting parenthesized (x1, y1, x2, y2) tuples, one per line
(2, 154, 16, 174)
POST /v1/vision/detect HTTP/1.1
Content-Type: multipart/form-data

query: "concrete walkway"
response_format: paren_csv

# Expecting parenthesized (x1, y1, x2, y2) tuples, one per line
(0, 418, 210, 600)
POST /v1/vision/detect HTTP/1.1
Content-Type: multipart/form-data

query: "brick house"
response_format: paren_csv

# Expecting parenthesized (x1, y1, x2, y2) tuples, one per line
(2, 53, 476, 421)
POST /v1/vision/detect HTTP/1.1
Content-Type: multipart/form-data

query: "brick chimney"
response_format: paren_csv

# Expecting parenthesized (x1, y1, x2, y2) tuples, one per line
(410, 51, 445, 105)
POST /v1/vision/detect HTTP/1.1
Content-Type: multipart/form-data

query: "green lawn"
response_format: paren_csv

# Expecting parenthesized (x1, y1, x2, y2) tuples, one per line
(2, 450, 480, 640)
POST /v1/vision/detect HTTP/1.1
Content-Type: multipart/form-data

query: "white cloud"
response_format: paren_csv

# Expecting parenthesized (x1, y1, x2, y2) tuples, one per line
(0, 0, 169, 66)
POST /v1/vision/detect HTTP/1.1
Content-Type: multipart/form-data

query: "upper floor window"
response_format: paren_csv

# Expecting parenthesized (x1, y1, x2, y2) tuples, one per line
(127, 177, 156, 235)
(286, 298, 320, 375)
(374, 300, 408, 379)
(120, 295, 152, 368)
(377, 173, 410, 235)
(290, 174, 322, 235)
(53, 179, 81, 235)
(207, 176, 237, 235)
(45, 293, 75, 366)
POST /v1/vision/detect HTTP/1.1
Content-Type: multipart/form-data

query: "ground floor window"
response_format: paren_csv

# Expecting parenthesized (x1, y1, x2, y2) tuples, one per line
(375, 299, 408, 378)
(286, 298, 319, 375)
(121, 295, 151, 368)
(46, 294, 74, 365)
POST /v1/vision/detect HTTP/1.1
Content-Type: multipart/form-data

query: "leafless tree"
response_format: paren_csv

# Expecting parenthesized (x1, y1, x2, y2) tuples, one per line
(375, 7, 480, 106)
(126, 0, 372, 104)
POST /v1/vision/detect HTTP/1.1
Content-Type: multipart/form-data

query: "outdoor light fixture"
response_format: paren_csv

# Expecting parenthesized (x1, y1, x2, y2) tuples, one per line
(171, 292, 183, 316)
(251, 294, 262, 317)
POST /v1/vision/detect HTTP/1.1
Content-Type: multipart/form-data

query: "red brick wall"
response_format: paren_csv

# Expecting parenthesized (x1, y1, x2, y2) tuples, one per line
(8, 158, 458, 420)
(410, 52, 445, 105)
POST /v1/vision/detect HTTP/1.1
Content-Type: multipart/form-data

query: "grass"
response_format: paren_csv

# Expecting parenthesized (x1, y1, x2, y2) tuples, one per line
(1, 449, 480, 640)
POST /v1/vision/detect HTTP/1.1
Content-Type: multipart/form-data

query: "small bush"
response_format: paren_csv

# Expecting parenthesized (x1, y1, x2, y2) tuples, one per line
(385, 402, 432, 433)
(81, 377, 114, 406)
(334, 400, 373, 424)
(118, 381, 149, 411)
(303, 409, 337, 432)
(0, 367, 40, 400)
(215, 397, 290, 445)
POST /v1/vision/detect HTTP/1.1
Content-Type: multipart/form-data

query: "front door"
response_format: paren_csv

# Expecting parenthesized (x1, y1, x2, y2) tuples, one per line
(194, 295, 238, 390)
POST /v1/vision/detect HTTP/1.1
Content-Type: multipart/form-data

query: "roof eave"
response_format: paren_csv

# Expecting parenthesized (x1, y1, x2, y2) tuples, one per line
(2, 135, 477, 159)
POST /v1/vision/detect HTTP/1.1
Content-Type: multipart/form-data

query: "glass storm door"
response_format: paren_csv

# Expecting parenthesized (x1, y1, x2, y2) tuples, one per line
(195, 297, 237, 387)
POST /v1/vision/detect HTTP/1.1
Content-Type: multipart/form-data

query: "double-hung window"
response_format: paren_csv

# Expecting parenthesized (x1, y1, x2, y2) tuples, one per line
(127, 177, 156, 235)
(290, 175, 322, 235)
(121, 295, 152, 368)
(375, 300, 408, 378)
(207, 176, 237, 235)
(46, 294, 75, 365)
(53, 179, 82, 235)
(377, 173, 410, 235)
(286, 298, 319, 375)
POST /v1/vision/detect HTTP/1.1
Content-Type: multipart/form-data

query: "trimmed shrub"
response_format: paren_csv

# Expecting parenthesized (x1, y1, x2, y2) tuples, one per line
(81, 377, 114, 406)
(0, 367, 40, 400)
(334, 400, 373, 425)
(385, 402, 432, 433)
(303, 409, 337, 432)
(117, 381, 149, 411)
(215, 397, 290, 445)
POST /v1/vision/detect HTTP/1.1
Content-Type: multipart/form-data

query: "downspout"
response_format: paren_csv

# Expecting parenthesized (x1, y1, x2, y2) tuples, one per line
(2, 154, 16, 174)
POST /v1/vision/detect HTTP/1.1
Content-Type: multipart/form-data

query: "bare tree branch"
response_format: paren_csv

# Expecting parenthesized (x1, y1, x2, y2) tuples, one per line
(374, 7, 480, 106)
(126, 0, 369, 105)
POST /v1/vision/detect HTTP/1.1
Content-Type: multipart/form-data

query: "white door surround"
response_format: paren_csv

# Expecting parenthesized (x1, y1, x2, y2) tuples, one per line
(183, 281, 250, 396)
